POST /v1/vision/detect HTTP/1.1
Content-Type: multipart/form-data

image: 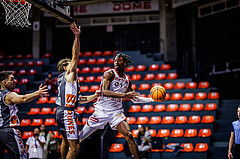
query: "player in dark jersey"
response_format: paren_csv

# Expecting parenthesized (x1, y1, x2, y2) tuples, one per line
(55, 22, 100, 159)
(0, 70, 48, 159)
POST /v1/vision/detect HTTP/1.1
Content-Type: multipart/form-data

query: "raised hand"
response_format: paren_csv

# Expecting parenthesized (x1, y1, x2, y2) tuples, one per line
(70, 22, 81, 38)
(125, 91, 140, 100)
(38, 84, 49, 96)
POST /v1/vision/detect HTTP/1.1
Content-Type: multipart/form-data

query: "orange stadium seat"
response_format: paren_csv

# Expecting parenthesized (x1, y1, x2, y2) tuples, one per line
(149, 64, 159, 71)
(152, 83, 162, 87)
(51, 108, 56, 114)
(95, 76, 103, 82)
(35, 60, 44, 66)
(179, 104, 191, 111)
(131, 74, 141, 81)
(141, 104, 153, 112)
(93, 51, 102, 56)
(39, 107, 52, 115)
(19, 69, 27, 76)
(25, 54, 32, 59)
(194, 143, 208, 152)
(86, 76, 95, 82)
(160, 64, 171, 70)
(16, 62, 24, 67)
(89, 85, 100, 92)
(22, 131, 33, 139)
(149, 129, 157, 137)
(153, 104, 166, 112)
(198, 129, 212, 137)
(165, 93, 170, 100)
(76, 107, 85, 114)
(27, 108, 40, 115)
(83, 51, 92, 57)
(132, 84, 137, 90)
(102, 66, 111, 72)
(87, 58, 96, 65)
(97, 58, 106, 65)
(81, 67, 91, 73)
(107, 58, 114, 64)
(157, 129, 170, 137)
(162, 116, 174, 124)
(51, 131, 60, 138)
(0, 62, 5, 68)
(42, 53, 51, 58)
(163, 83, 174, 89)
(109, 143, 124, 152)
(205, 103, 217, 111)
(31, 119, 43, 126)
(103, 50, 112, 56)
(174, 82, 185, 89)
(167, 73, 177, 79)
(26, 61, 34, 67)
(198, 81, 209, 89)
(20, 119, 31, 126)
(208, 92, 219, 99)
(12, 88, 20, 93)
(78, 59, 86, 65)
(136, 65, 146, 71)
(128, 105, 141, 113)
(144, 73, 155, 80)
(166, 104, 178, 111)
(116, 132, 124, 138)
(76, 68, 81, 73)
(138, 83, 150, 90)
(44, 118, 56, 126)
(175, 116, 187, 124)
(16, 54, 23, 59)
(170, 93, 182, 100)
(191, 103, 204, 111)
(195, 92, 207, 100)
(20, 78, 29, 84)
(183, 93, 195, 100)
(186, 82, 197, 89)
(155, 73, 166, 80)
(201, 115, 214, 123)
(8, 62, 15, 67)
(170, 129, 184, 137)
(6, 55, 13, 60)
(48, 97, 57, 103)
(181, 143, 194, 152)
(0, 55, 3, 60)
(136, 117, 148, 124)
(28, 69, 37, 75)
(125, 65, 135, 72)
(36, 97, 48, 104)
(79, 52, 83, 56)
(132, 130, 139, 138)
(188, 115, 201, 124)
(85, 107, 95, 114)
(126, 117, 136, 124)
(78, 76, 84, 82)
(148, 116, 161, 124)
(80, 86, 89, 92)
(91, 67, 101, 73)
(184, 129, 197, 137)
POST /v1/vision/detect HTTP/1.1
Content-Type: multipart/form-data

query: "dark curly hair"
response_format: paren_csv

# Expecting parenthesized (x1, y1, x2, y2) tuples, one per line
(113, 52, 133, 68)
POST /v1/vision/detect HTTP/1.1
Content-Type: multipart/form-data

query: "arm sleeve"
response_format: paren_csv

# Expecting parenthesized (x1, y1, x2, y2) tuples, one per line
(131, 97, 154, 103)
(231, 123, 234, 132)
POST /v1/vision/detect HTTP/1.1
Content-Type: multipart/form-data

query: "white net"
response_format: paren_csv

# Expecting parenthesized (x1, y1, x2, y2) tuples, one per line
(0, 0, 32, 27)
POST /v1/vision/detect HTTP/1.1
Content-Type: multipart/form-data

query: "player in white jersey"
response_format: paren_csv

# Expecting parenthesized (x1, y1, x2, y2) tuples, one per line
(55, 22, 101, 159)
(79, 53, 155, 159)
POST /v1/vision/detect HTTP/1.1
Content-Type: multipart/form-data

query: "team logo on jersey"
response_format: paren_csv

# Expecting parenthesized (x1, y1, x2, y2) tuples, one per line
(66, 110, 76, 134)
(66, 94, 76, 107)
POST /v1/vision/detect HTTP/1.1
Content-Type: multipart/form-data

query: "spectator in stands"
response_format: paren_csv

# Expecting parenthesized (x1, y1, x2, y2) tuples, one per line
(25, 128, 46, 159)
(39, 124, 49, 159)
(0, 70, 48, 159)
(44, 72, 57, 95)
(47, 132, 59, 159)
(136, 125, 152, 158)
(228, 105, 240, 159)
(55, 22, 101, 159)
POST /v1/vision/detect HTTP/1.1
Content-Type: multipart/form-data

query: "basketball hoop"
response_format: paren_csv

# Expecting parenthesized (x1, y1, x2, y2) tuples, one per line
(0, 0, 32, 27)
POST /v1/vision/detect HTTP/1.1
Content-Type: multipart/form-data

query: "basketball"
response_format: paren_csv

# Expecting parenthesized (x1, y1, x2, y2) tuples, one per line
(150, 86, 166, 102)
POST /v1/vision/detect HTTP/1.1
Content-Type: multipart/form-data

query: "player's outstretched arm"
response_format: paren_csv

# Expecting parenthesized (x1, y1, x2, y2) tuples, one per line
(66, 22, 81, 82)
(79, 90, 101, 104)
(127, 79, 154, 103)
(101, 70, 139, 99)
(5, 84, 48, 105)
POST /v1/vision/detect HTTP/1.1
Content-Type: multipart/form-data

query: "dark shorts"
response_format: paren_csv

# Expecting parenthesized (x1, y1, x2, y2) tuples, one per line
(0, 128, 27, 159)
(234, 143, 240, 159)
(55, 106, 78, 140)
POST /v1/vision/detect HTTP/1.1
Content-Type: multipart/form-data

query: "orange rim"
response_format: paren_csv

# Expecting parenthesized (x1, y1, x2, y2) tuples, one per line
(3, 0, 27, 4)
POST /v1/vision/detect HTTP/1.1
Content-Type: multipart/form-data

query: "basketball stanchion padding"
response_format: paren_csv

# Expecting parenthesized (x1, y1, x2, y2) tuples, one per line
(0, 0, 32, 27)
